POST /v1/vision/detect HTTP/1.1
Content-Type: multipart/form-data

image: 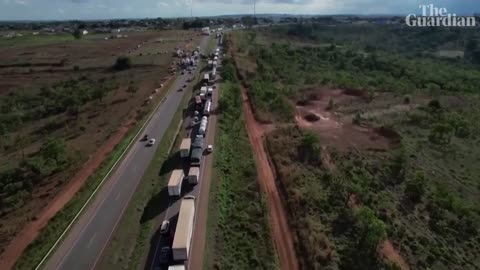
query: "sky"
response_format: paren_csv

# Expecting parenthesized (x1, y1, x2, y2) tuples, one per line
(1, 0, 479, 21)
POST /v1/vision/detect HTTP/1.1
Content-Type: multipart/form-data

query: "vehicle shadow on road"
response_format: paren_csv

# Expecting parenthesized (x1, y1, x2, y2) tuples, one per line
(140, 187, 172, 224)
(159, 152, 182, 177)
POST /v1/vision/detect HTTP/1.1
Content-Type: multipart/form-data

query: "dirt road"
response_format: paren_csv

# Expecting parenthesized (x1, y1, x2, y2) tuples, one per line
(240, 87, 299, 270)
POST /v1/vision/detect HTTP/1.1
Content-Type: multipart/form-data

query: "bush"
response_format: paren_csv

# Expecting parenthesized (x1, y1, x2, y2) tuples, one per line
(403, 95, 411, 104)
(73, 65, 80, 71)
(405, 171, 427, 203)
(113, 56, 132, 71)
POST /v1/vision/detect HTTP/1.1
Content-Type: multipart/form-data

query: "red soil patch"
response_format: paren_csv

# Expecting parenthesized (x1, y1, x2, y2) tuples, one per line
(381, 240, 410, 270)
(295, 88, 392, 151)
(241, 86, 299, 270)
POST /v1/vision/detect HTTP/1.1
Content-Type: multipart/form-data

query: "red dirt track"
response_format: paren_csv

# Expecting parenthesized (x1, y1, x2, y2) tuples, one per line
(240, 87, 299, 270)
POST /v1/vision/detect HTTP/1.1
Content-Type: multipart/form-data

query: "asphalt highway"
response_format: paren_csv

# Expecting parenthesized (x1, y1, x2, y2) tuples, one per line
(42, 35, 210, 270)
(148, 37, 222, 270)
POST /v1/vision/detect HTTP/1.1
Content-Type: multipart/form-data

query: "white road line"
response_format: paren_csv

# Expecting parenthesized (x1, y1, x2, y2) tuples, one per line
(115, 192, 121, 201)
(34, 75, 181, 270)
(86, 233, 96, 248)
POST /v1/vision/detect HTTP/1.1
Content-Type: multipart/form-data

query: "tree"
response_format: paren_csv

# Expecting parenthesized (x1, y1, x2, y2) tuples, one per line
(73, 28, 83, 40)
(428, 123, 453, 145)
(126, 84, 138, 97)
(113, 56, 132, 71)
(300, 131, 320, 164)
(40, 138, 68, 164)
(326, 98, 335, 111)
(405, 171, 427, 203)
(427, 99, 441, 111)
(356, 207, 387, 254)
(92, 86, 107, 102)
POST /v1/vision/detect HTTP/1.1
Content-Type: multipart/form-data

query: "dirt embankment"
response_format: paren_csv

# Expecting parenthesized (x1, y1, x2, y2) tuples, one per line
(240, 86, 299, 270)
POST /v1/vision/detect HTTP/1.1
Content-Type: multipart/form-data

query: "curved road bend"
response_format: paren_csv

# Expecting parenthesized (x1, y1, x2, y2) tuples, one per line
(42, 36, 210, 270)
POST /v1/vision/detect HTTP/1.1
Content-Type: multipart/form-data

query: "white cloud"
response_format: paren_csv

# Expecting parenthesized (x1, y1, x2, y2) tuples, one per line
(14, 0, 28, 5)
(157, 1, 169, 7)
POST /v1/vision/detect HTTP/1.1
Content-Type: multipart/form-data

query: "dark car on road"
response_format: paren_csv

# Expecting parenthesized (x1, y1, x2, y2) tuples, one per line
(158, 247, 171, 265)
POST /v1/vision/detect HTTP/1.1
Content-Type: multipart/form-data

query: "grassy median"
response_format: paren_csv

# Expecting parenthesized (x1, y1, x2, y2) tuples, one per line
(13, 75, 179, 270)
(203, 81, 278, 270)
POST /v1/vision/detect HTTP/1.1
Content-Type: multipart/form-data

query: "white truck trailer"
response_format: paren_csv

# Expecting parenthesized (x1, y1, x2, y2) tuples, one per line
(200, 86, 207, 95)
(179, 138, 191, 158)
(168, 266, 185, 270)
(188, 166, 200, 185)
(167, 169, 184, 196)
(204, 100, 211, 115)
(199, 116, 208, 135)
(172, 198, 195, 261)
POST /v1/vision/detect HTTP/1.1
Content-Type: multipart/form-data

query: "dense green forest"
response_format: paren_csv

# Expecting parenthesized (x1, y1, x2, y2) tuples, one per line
(230, 24, 480, 270)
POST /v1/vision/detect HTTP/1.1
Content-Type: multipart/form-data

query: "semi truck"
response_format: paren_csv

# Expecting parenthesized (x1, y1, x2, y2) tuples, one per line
(200, 86, 207, 95)
(199, 116, 208, 135)
(190, 137, 204, 166)
(168, 266, 185, 270)
(204, 100, 211, 116)
(167, 169, 184, 196)
(172, 198, 195, 261)
(188, 166, 200, 185)
(207, 86, 213, 97)
(179, 138, 191, 158)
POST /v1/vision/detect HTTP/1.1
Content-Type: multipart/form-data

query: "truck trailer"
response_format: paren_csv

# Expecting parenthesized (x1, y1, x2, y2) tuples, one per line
(167, 169, 184, 196)
(172, 198, 195, 261)
(168, 265, 185, 270)
(204, 100, 211, 115)
(179, 138, 191, 158)
(188, 167, 200, 185)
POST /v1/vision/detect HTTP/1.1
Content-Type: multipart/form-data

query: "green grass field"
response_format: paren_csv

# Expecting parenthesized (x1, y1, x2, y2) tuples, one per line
(203, 81, 278, 270)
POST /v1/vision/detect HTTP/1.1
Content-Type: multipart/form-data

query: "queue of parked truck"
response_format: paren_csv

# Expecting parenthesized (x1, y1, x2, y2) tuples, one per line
(156, 34, 223, 270)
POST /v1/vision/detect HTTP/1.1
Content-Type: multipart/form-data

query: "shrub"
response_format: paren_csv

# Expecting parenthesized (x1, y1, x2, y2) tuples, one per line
(113, 56, 132, 71)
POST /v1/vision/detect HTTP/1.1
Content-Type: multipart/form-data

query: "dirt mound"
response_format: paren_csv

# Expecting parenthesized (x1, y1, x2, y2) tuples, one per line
(304, 113, 320, 122)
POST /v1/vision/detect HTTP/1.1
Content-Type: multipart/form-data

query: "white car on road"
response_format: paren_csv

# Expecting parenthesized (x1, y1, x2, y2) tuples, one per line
(147, 138, 156, 146)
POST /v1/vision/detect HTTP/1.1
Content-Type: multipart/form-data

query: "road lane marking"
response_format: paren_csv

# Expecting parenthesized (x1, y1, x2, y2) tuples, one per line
(115, 192, 121, 201)
(87, 233, 97, 248)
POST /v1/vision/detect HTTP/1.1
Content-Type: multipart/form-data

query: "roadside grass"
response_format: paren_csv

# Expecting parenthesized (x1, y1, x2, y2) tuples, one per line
(0, 33, 74, 47)
(12, 74, 179, 270)
(96, 59, 204, 270)
(203, 81, 277, 270)
(205, 36, 217, 55)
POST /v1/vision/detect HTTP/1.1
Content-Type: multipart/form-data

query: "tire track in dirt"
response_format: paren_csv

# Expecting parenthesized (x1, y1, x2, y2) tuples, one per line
(240, 86, 299, 270)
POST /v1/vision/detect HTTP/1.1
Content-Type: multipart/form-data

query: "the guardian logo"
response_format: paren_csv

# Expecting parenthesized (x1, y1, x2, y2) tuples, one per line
(406, 4, 476, 27)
